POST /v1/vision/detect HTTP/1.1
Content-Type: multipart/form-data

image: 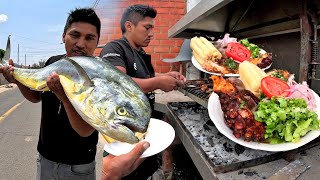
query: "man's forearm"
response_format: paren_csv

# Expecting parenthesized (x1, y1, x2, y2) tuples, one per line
(62, 99, 95, 137)
(16, 82, 41, 103)
(132, 77, 159, 93)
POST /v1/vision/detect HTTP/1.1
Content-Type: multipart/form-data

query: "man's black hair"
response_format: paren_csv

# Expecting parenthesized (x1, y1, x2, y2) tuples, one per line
(120, 4, 157, 34)
(64, 8, 101, 40)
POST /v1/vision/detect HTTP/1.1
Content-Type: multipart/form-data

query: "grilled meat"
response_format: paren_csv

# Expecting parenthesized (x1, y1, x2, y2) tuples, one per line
(218, 92, 265, 142)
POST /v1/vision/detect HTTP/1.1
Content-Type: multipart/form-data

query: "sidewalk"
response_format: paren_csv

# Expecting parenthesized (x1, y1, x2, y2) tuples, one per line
(0, 84, 17, 94)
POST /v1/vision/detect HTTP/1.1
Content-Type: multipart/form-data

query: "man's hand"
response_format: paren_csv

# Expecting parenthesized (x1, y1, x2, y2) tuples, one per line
(165, 71, 186, 82)
(1, 59, 17, 83)
(157, 75, 185, 92)
(46, 72, 68, 102)
(102, 141, 150, 180)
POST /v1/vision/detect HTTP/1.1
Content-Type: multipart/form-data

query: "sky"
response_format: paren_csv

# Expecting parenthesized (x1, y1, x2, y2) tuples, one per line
(0, 0, 95, 66)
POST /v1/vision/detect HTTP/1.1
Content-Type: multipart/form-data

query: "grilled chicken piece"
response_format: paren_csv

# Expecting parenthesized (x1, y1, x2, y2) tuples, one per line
(211, 75, 236, 95)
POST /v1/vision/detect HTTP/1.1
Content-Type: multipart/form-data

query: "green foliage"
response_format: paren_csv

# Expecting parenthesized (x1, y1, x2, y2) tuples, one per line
(30, 60, 46, 69)
(0, 49, 5, 59)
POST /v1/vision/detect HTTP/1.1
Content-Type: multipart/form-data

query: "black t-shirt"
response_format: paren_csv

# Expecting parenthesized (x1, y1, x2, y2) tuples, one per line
(99, 38, 156, 110)
(37, 55, 98, 165)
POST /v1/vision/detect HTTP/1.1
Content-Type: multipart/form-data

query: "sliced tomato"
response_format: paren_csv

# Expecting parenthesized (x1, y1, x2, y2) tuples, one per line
(261, 77, 290, 98)
(225, 42, 251, 62)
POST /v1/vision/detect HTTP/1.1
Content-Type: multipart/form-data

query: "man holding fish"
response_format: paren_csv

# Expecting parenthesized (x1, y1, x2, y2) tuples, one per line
(0, 7, 151, 180)
(100, 4, 186, 180)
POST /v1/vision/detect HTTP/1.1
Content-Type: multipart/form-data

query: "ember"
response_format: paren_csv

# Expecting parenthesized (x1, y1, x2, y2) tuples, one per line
(168, 102, 274, 172)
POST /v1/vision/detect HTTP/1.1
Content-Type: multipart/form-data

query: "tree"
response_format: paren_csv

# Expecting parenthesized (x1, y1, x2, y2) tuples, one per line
(30, 60, 46, 69)
(0, 49, 5, 59)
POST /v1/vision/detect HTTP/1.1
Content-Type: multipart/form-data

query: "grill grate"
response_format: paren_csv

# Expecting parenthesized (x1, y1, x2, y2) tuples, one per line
(172, 80, 320, 173)
(167, 102, 281, 173)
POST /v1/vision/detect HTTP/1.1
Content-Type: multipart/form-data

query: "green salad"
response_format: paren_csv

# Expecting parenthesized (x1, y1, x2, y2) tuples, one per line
(239, 38, 261, 58)
(254, 97, 320, 144)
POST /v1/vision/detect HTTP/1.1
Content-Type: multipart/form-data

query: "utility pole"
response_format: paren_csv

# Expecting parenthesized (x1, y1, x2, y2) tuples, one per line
(17, 44, 19, 66)
(25, 54, 26, 66)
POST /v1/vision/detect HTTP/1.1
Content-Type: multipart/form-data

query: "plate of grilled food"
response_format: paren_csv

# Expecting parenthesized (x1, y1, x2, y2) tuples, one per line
(207, 62, 320, 152)
(103, 118, 175, 158)
(190, 35, 272, 77)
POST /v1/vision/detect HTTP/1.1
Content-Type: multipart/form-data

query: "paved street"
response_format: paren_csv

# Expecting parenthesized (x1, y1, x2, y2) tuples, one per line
(0, 85, 104, 180)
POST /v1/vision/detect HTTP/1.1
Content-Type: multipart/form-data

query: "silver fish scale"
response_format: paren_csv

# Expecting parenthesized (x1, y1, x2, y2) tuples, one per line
(11, 56, 151, 143)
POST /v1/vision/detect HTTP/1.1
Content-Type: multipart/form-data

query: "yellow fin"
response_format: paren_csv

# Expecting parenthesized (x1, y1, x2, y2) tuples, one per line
(101, 132, 146, 144)
(35, 81, 48, 91)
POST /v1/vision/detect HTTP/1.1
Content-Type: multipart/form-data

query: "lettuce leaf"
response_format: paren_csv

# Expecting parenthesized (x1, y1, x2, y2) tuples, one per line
(254, 97, 320, 144)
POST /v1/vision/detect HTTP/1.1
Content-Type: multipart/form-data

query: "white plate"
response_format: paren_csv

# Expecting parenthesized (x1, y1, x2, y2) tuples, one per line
(208, 91, 320, 152)
(103, 118, 175, 158)
(192, 55, 272, 77)
(191, 56, 240, 77)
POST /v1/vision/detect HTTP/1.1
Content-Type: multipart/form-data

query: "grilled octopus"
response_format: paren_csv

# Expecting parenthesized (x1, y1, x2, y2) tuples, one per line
(210, 75, 265, 142)
(218, 92, 265, 142)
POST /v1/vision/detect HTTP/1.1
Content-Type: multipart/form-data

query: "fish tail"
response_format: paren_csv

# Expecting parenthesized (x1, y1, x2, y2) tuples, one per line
(1, 35, 11, 68)
(0, 57, 9, 67)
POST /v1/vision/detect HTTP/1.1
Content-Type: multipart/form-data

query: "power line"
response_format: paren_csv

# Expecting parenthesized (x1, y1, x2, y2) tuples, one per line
(92, 0, 101, 8)
(0, 31, 62, 46)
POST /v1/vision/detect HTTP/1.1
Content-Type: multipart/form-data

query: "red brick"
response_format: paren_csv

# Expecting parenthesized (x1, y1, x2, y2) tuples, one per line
(148, 2, 161, 8)
(149, 40, 160, 46)
(175, 2, 186, 8)
(160, 40, 175, 46)
(160, 14, 175, 20)
(115, 27, 122, 34)
(160, 53, 176, 59)
(171, 8, 185, 15)
(154, 65, 161, 73)
(157, 8, 170, 14)
(157, 20, 169, 27)
(94, 48, 102, 56)
(161, 65, 171, 73)
(153, 27, 161, 33)
(108, 34, 122, 40)
(170, 46, 181, 53)
(175, 40, 184, 46)
(155, 46, 170, 53)
(150, 53, 160, 60)
(144, 46, 154, 53)
(175, 15, 184, 22)
(160, 26, 170, 33)
(161, 3, 175, 8)
(156, 59, 171, 66)
(155, 33, 168, 40)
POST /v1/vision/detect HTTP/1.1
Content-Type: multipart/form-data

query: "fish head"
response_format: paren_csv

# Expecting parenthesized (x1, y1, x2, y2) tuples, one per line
(88, 79, 151, 144)
(60, 76, 151, 144)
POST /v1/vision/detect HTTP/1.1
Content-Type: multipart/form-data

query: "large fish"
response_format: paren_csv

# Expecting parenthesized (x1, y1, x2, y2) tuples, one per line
(0, 36, 151, 144)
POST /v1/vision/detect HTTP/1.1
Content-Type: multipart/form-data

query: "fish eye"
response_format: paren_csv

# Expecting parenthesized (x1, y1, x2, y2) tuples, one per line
(116, 107, 127, 116)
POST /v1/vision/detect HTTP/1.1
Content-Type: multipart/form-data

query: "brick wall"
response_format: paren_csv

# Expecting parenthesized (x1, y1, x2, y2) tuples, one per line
(94, 0, 186, 73)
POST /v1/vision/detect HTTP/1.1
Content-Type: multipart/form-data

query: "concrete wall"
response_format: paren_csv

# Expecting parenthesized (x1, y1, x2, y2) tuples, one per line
(251, 32, 320, 94)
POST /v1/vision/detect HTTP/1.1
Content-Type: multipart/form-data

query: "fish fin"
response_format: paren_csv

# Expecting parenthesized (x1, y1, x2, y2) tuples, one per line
(64, 57, 93, 87)
(0, 35, 10, 67)
(34, 81, 49, 91)
(101, 133, 116, 143)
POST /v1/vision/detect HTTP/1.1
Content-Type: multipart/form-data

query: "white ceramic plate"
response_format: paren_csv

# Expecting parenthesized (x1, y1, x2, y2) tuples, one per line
(192, 54, 272, 77)
(104, 118, 175, 158)
(207, 91, 320, 152)
(191, 56, 240, 77)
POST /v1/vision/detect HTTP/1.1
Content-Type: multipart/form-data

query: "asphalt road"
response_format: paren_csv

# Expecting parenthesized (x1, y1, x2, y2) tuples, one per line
(0, 86, 104, 180)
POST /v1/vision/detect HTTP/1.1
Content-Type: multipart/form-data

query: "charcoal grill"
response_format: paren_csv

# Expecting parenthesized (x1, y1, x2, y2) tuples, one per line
(163, 81, 320, 179)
